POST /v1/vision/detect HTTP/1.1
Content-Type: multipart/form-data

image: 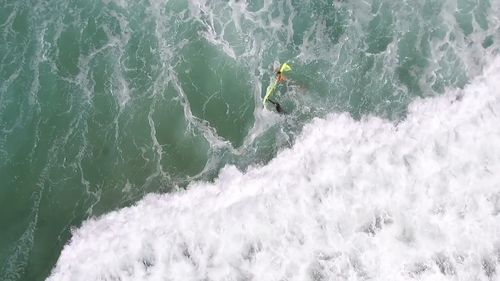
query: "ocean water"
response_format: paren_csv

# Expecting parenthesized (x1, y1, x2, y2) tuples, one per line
(0, 0, 499, 280)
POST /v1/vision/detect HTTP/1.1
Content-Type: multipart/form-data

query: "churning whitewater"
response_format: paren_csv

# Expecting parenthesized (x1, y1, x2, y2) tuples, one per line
(47, 58, 500, 280)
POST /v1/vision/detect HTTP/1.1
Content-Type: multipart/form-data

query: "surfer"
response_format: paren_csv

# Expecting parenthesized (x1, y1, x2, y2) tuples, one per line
(276, 67, 287, 83)
(263, 63, 292, 113)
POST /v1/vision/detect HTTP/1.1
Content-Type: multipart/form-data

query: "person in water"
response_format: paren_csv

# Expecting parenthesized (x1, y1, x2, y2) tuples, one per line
(267, 66, 288, 113)
(276, 68, 287, 83)
(264, 62, 293, 113)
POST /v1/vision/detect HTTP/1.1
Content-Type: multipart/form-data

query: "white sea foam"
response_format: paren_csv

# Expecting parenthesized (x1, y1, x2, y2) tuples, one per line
(47, 57, 500, 280)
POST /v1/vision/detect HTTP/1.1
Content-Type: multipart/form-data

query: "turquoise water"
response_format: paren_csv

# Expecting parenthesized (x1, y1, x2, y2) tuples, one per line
(1, 0, 498, 280)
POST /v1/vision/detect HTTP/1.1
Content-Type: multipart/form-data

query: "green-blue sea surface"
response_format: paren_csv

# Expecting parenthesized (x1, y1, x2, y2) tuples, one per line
(0, 0, 498, 280)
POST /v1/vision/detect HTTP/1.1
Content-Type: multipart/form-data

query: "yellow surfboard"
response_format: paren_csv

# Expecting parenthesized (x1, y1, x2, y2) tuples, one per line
(263, 63, 292, 107)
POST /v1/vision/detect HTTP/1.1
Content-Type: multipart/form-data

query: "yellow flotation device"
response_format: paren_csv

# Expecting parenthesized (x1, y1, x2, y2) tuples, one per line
(263, 63, 292, 107)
